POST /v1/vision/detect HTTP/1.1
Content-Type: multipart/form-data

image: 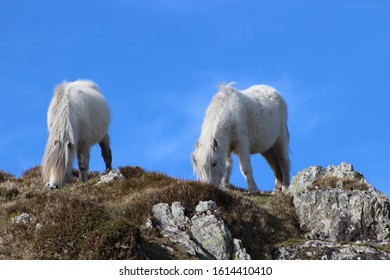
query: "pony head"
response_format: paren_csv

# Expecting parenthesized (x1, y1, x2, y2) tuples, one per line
(42, 133, 75, 188)
(192, 138, 226, 187)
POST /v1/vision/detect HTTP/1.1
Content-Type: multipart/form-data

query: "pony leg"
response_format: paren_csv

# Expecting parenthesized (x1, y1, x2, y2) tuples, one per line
(221, 154, 232, 188)
(276, 144, 290, 189)
(236, 147, 258, 193)
(77, 146, 90, 183)
(64, 157, 74, 182)
(273, 133, 291, 191)
(99, 134, 112, 171)
(262, 147, 284, 191)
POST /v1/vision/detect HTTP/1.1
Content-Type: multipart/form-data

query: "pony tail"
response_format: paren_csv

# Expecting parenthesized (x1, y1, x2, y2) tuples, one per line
(54, 83, 66, 96)
(53, 83, 66, 104)
(50, 82, 75, 145)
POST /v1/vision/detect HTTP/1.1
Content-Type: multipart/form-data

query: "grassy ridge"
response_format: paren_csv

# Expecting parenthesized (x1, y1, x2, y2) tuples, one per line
(0, 167, 302, 259)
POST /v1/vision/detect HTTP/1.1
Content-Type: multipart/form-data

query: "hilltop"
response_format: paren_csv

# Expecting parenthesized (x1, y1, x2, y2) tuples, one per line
(0, 163, 389, 260)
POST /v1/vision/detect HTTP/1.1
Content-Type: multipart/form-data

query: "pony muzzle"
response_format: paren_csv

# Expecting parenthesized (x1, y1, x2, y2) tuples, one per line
(45, 182, 59, 189)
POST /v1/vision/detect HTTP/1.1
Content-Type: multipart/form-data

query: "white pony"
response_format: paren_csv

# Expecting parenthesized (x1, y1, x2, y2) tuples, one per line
(192, 83, 290, 193)
(42, 80, 112, 188)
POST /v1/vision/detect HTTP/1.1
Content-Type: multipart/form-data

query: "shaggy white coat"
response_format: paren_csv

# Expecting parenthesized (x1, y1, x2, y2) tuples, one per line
(42, 80, 112, 188)
(192, 83, 290, 193)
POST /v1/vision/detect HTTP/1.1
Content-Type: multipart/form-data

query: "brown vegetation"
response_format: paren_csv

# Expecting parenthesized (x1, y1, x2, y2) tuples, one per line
(310, 176, 369, 191)
(0, 165, 302, 259)
(0, 170, 16, 182)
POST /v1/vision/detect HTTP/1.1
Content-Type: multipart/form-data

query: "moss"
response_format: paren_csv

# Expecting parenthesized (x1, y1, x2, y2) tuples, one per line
(249, 193, 301, 235)
(80, 220, 143, 260)
(377, 241, 390, 252)
(274, 238, 307, 247)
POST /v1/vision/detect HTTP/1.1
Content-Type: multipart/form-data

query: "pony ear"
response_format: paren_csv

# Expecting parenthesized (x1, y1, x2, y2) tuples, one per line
(212, 139, 218, 152)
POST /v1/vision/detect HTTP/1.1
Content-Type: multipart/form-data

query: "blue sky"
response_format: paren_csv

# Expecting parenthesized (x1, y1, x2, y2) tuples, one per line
(1, 0, 389, 196)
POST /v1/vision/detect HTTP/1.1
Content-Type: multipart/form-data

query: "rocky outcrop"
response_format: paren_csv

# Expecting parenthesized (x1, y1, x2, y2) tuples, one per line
(274, 163, 390, 260)
(150, 201, 251, 260)
(147, 163, 390, 260)
(286, 162, 390, 243)
(275, 240, 390, 260)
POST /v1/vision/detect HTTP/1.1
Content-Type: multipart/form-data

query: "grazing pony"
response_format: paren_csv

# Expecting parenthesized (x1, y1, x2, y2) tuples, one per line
(192, 83, 290, 193)
(42, 80, 112, 188)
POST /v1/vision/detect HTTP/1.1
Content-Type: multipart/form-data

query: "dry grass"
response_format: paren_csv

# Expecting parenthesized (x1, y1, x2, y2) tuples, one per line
(0, 183, 20, 201)
(0, 166, 303, 260)
(247, 192, 302, 246)
(310, 176, 369, 191)
(20, 166, 42, 180)
(0, 170, 16, 182)
(79, 220, 143, 260)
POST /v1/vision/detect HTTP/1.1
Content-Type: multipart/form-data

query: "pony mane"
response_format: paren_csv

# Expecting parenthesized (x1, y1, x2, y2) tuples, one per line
(42, 83, 75, 183)
(218, 82, 236, 94)
(48, 83, 75, 141)
(199, 82, 239, 142)
(193, 83, 240, 182)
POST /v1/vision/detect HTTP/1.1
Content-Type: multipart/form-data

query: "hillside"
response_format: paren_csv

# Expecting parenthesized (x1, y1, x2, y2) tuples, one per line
(0, 166, 300, 259)
(0, 163, 389, 260)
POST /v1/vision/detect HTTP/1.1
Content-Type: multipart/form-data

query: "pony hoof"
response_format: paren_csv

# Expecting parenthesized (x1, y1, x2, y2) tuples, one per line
(273, 186, 284, 193)
(248, 189, 260, 195)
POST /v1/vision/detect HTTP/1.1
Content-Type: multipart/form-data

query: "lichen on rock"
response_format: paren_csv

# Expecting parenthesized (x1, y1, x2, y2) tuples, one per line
(286, 162, 390, 243)
(151, 201, 251, 260)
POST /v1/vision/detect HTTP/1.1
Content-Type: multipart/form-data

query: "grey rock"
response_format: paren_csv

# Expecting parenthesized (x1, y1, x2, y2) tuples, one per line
(152, 202, 210, 258)
(171, 201, 186, 219)
(35, 223, 43, 233)
(276, 240, 390, 260)
(195, 200, 217, 214)
(287, 162, 364, 197)
(150, 201, 250, 260)
(232, 238, 251, 260)
(145, 219, 153, 228)
(152, 203, 174, 228)
(286, 162, 390, 242)
(191, 212, 232, 260)
(12, 212, 30, 224)
(97, 169, 124, 184)
(171, 201, 190, 229)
